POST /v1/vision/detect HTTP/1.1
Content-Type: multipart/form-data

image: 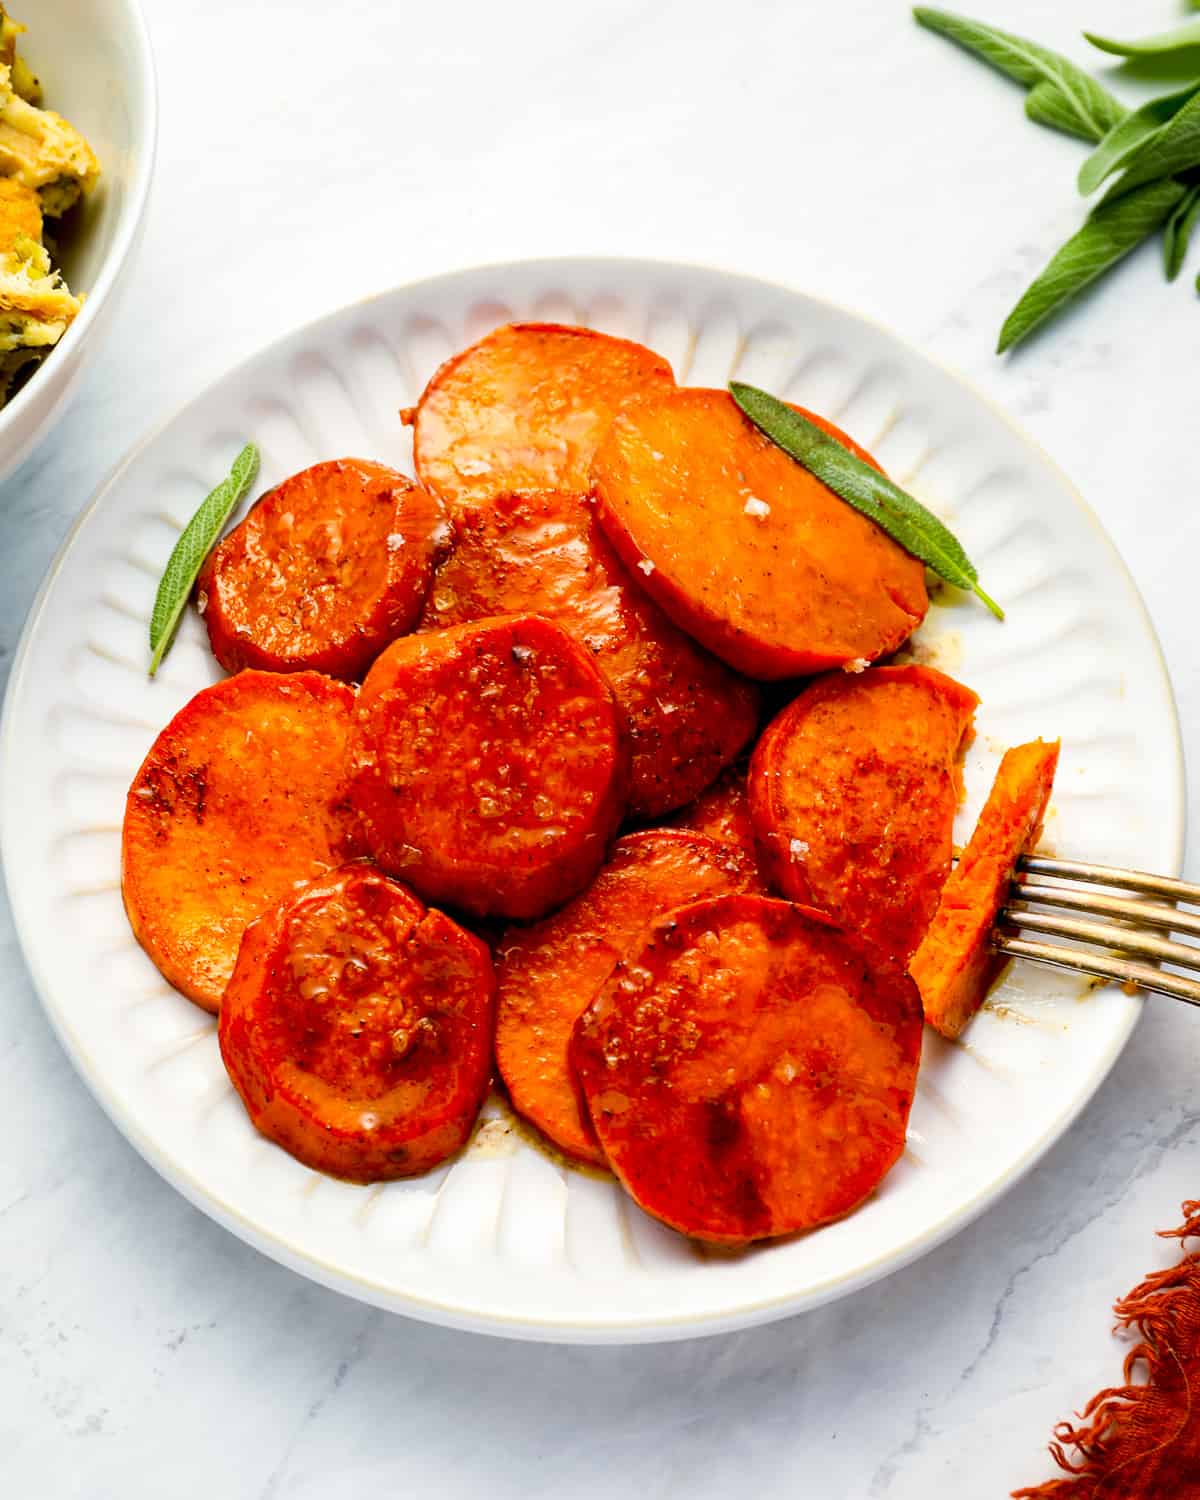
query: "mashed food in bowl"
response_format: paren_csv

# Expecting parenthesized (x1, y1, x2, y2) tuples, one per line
(0, 6, 99, 404)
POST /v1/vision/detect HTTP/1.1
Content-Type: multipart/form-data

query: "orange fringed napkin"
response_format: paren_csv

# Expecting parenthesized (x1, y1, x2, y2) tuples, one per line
(1014, 1202, 1200, 1497)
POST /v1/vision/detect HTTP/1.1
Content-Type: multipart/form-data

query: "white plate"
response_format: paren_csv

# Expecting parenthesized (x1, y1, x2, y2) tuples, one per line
(1, 259, 1183, 1343)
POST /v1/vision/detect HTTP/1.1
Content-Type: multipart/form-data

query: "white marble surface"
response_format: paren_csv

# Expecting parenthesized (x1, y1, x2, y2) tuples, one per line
(2, 1, 1198, 1493)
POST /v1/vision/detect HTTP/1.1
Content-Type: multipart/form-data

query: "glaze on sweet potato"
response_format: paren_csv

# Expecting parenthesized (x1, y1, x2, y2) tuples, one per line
(666, 763, 758, 861)
(571, 894, 923, 1244)
(419, 489, 758, 817)
(912, 739, 1060, 1039)
(404, 322, 676, 515)
(219, 863, 495, 1181)
(198, 459, 448, 681)
(122, 671, 356, 1012)
(591, 388, 929, 679)
(495, 830, 762, 1164)
(749, 665, 979, 964)
(343, 614, 625, 920)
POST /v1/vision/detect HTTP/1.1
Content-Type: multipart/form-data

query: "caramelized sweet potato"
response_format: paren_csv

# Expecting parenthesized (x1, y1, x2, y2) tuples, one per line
(496, 830, 762, 1164)
(219, 863, 495, 1181)
(343, 614, 625, 920)
(122, 671, 355, 1012)
(666, 763, 758, 861)
(591, 388, 928, 679)
(571, 894, 923, 1244)
(749, 665, 979, 964)
(419, 489, 758, 817)
(404, 322, 676, 514)
(912, 739, 1060, 1039)
(198, 459, 448, 681)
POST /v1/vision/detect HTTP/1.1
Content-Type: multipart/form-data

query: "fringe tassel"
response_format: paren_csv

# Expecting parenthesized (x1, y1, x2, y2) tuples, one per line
(1013, 1202, 1200, 1498)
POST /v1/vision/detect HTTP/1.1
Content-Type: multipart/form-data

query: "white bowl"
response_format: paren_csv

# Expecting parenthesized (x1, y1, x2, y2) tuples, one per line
(0, 0, 156, 482)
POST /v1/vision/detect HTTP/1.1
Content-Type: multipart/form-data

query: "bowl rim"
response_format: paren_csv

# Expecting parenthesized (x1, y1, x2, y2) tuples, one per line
(0, 0, 159, 433)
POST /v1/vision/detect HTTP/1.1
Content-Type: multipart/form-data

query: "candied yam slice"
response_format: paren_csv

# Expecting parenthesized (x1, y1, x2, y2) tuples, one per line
(591, 387, 929, 679)
(219, 863, 495, 1181)
(496, 830, 762, 1164)
(420, 488, 758, 817)
(198, 458, 448, 681)
(405, 322, 676, 514)
(912, 739, 1060, 1039)
(121, 670, 356, 1012)
(571, 894, 923, 1244)
(749, 665, 979, 964)
(666, 762, 758, 861)
(344, 613, 625, 920)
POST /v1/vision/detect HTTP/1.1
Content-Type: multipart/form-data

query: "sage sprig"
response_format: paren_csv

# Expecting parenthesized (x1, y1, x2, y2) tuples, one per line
(1165, 184, 1200, 280)
(148, 443, 260, 677)
(1077, 82, 1200, 196)
(913, 7, 1124, 142)
(917, 6, 1200, 351)
(1099, 89, 1200, 204)
(728, 382, 1003, 621)
(997, 179, 1187, 351)
(1084, 20, 1200, 60)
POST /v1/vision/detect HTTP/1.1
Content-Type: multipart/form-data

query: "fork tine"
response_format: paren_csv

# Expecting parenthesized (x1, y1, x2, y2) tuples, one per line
(1019, 855, 1200, 906)
(993, 934, 1200, 1007)
(1000, 907, 1200, 971)
(1011, 881, 1200, 938)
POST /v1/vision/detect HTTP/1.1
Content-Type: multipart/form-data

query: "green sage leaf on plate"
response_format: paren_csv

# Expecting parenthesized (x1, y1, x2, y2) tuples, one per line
(1100, 88, 1200, 204)
(998, 179, 1187, 352)
(148, 442, 260, 677)
(728, 381, 1003, 620)
(1078, 82, 1200, 196)
(1084, 20, 1200, 59)
(1165, 184, 1200, 280)
(913, 7, 1125, 143)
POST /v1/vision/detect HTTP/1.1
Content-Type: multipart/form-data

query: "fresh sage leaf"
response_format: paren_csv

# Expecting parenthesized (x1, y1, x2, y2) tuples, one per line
(1025, 81, 1099, 141)
(1101, 88, 1200, 203)
(1078, 82, 1200, 195)
(728, 381, 1003, 620)
(1084, 20, 1200, 59)
(998, 179, 1187, 352)
(148, 443, 260, 677)
(1164, 183, 1200, 280)
(913, 7, 1125, 142)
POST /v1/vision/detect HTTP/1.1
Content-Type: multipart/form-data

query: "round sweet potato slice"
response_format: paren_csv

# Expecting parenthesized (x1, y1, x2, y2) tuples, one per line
(344, 613, 625, 920)
(496, 830, 763, 1164)
(591, 387, 929, 679)
(197, 459, 448, 681)
(749, 665, 979, 964)
(571, 893, 923, 1245)
(666, 763, 758, 862)
(219, 863, 495, 1181)
(419, 489, 758, 817)
(122, 670, 356, 1013)
(404, 323, 676, 514)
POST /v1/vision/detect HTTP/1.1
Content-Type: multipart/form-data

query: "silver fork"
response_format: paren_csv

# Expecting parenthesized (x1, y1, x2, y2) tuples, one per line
(995, 856, 1200, 1006)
